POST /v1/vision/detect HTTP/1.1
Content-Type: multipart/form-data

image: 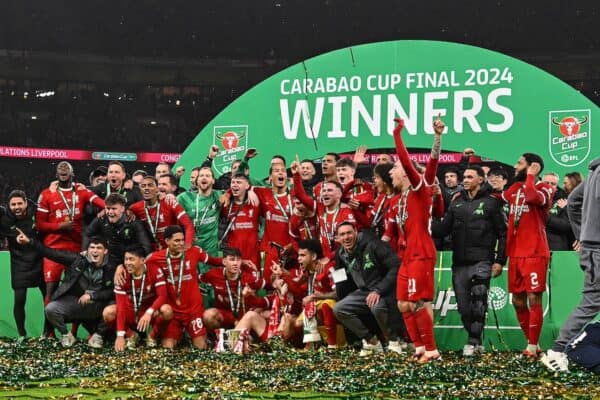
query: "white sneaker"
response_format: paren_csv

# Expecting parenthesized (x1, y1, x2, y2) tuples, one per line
(359, 338, 383, 356)
(87, 333, 104, 349)
(60, 332, 76, 347)
(387, 340, 406, 354)
(463, 344, 475, 357)
(541, 349, 569, 372)
(475, 345, 485, 354)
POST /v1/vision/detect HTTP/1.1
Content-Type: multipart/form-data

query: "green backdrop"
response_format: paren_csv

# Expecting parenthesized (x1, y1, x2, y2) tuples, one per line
(175, 40, 598, 184)
(0, 251, 583, 350)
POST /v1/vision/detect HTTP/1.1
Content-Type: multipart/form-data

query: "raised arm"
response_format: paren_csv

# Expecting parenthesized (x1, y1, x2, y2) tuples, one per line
(291, 157, 315, 211)
(523, 163, 553, 206)
(392, 119, 422, 188)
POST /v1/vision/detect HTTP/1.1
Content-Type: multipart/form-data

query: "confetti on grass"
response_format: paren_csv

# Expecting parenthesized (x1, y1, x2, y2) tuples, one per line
(1, 337, 599, 399)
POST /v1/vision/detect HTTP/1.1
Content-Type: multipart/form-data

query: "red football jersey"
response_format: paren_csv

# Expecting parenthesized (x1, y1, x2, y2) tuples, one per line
(36, 185, 105, 248)
(293, 173, 355, 259)
(201, 267, 267, 313)
(222, 200, 261, 265)
(254, 188, 293, 250)
(501, 174, 554, 258)
(383, 193, 406, 259)
(113, 264, 167, 332)
(391, 122, 439, 262)
(129, 199, 194, 250)
(145, 247, 217, 314)
(369, 192, 395, 237)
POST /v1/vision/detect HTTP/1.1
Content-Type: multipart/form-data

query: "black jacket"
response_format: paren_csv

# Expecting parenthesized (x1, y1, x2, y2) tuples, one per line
(83, 215, 152, 262)
(35, 242, 116, 302)
(334, 230, 399, 299)
(91, 182, 143, 206)
(0, 204, 43, 289)
(546, 199, 574, 251)
(433, 186, 507, 267)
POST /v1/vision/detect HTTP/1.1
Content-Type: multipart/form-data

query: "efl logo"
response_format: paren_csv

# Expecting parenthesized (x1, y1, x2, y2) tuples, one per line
(548, 110, 591, 167)
(212, 125, 248, 175)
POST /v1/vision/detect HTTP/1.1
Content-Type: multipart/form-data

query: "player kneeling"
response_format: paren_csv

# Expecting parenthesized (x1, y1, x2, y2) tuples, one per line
(103, 245, 172, 351)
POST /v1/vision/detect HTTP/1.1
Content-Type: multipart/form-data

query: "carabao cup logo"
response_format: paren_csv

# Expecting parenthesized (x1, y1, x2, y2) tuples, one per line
(552, 115, 588, 137)
(548, 110, 591, 167)
(212, 125, 249, 175)
(217, 131, 240, 150)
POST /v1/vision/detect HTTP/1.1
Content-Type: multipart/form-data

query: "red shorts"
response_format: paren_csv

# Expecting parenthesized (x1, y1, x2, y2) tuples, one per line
(216, 308, 237, 329)
(43, 242, 79, 283)
(508, 256, 549, 293)
(163, 309, 206, 341)
(396, 258, 435, 302)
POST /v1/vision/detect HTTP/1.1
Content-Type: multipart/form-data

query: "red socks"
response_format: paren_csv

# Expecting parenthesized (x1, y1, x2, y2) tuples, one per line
(402, 311, 423, 348)
(528, 303, 543, 345)
(515, 307, 531, 342)
(319, 303, 337, 346)
(414, 308, 436, 351)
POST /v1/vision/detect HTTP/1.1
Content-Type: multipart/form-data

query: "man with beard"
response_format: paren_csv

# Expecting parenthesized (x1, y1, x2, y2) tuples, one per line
(252, 163, 295, 282)
(16, 231, 116, 348)
(288, 197, 319, 251)
(158, 174, 181, 196)
(433, 165, 507, 357)
(177, 167, 222, 256)
(541, 172, 573, 251)
(292, 159, 356, 265)
(221, 174, 261, 267)
(498, 153, 554, 357)
(313, 153, 340, 200)
(145, 226, 222, 349)
(91, 161, 143, 206)
(0, 190, 47, 339)
(386, 117, 444, 363)
(83, 193, 152, 263)
(36, 161, 106, 325)
(188, 167, 202, 192)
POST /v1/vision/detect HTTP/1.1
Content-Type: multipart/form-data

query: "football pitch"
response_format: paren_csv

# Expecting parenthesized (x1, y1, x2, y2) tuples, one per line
(1, 338, 599, 399)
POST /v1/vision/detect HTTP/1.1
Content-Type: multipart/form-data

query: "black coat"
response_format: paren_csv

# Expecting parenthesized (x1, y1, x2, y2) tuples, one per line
(546, 200, 574, 251)
(83, 215, 152, 262)
(0, 204, 43, 289)
(34, 242, 116, 303)
(433, 186, 507, 267)
(91, 183, 143, 206)
(334, 230, 399, 299)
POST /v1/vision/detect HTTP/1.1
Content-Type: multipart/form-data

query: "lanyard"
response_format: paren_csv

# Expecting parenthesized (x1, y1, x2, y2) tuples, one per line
(194, 193, 212, 227)
(513, 187, 526, 232)
(144, 201, 161, 244)
(303, 220, 313, 239)
(307, 272, 317, 296)
(166, 250, 185, 301)
(107, 184, 127, 197)
(273, 192, 292, 221)
(224, 269, 242, 316)
(396, 190, 409, 235)
(57, 186, 77, 220)
(131, 266, 146, 320)
(221, 200, 243, 243)
(323, 206, 340, 244)
(371, 193, 391, 228)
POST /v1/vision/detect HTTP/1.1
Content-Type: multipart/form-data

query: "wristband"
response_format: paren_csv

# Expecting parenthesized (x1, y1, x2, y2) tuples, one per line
(117, 331, 126, 337)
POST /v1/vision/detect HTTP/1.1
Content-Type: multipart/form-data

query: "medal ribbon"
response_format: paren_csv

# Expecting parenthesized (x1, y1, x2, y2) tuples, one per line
(131, 266, 146, 321)
(224, 269, 242, 317)
(144, 202, 161, 244)
(166, 250, 185, 301)
(273, 192, 292, 221)
(57, 186, 77, 220)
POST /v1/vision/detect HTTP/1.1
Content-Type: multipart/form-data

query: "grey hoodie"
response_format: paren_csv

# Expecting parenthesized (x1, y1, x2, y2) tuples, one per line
(568, 157, 600, 247)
